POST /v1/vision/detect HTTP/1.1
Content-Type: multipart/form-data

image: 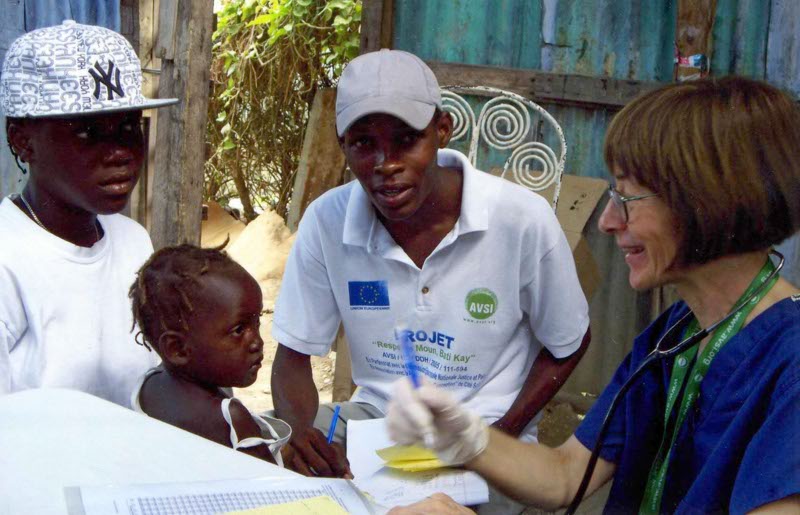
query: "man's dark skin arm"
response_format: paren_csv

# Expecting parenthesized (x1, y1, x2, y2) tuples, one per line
(492, 328, 591, 437)
(271, 344, 351, 477)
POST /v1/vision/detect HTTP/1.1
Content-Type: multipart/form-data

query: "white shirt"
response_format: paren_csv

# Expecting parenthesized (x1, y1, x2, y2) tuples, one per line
(0, 197, 159, 406)
(273, 149, 589, 438)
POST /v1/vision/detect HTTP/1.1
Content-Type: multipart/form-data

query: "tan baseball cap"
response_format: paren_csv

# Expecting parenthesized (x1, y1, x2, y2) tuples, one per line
(336, 49, 441, 137)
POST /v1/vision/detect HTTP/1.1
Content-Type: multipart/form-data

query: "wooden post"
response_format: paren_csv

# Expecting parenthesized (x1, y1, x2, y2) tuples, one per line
(150, 0, 214, 249)
(286, 89, 347, 232)
(126, 0, 160, 230)
(674, 0, 717, 81)
(360, 0, 394, 53)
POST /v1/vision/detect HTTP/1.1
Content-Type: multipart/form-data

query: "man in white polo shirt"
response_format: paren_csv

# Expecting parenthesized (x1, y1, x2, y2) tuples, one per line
(271, 50, 590, 483)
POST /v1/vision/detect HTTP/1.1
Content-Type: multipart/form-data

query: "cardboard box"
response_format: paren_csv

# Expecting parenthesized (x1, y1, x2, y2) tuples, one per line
(553, 174, 607, 301)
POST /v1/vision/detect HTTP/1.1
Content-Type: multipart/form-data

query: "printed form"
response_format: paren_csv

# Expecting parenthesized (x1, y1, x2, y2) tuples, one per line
(347, 418, 489, 508)
(70, 477, 377, 515)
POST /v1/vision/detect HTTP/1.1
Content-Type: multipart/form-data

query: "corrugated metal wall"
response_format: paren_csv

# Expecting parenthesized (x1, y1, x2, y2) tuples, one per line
(0, 0, 120, 199)
(767, 0, 800, 286)
(392, 0, 800, 396)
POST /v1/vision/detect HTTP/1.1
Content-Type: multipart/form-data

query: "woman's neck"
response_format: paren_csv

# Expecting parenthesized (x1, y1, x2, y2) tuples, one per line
(674, 250, 784, 333)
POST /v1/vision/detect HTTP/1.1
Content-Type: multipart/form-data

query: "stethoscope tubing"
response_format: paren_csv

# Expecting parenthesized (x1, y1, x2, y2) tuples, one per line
(564, 250, 784, 514)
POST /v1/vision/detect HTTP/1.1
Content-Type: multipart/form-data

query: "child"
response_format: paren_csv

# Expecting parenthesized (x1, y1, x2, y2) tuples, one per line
(129, 244, 290, 465)
(0, 20, 176, 405)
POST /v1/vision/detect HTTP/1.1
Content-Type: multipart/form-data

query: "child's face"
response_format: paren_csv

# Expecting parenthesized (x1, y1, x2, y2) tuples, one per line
(341, 112, 452, 223)
(183, 267, 265, 388)
(15, 111, 145, 215)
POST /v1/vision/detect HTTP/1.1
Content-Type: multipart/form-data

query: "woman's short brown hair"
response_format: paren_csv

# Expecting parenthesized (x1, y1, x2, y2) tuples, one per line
(604, 76, 800, 266)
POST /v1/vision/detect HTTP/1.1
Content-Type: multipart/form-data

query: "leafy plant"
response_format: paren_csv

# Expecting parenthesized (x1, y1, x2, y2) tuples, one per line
(205, 0, 361, 221)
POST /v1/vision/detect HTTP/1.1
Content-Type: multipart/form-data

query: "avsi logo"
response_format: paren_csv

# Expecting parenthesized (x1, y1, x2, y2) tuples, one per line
(89, 61, 125, 100)
(465, 288, 498, 320)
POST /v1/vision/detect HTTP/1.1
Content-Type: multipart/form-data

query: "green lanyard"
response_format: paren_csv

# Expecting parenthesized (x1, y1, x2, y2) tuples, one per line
(640, 259, 778, 514)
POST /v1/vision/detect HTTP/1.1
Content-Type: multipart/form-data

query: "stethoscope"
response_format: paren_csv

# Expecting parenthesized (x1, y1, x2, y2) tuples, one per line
(564, 249, 785, 514)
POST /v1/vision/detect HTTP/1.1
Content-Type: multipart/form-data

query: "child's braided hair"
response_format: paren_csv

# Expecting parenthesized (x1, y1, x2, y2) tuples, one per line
(129, 243, 238, 352)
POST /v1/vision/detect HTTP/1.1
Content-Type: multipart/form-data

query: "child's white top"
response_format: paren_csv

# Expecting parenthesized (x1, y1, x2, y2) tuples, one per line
(131, 367, 291, 465)
(0, 196, 159, 406)
(272, 148, 589, 440)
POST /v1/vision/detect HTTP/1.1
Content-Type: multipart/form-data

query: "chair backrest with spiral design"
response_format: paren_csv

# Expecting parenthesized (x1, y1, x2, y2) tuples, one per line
(441, 86, 567, 211)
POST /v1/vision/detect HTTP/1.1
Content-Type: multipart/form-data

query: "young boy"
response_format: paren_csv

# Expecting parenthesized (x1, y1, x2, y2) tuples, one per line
(0, 20, 177, 406)
(270, 48, 591, 488)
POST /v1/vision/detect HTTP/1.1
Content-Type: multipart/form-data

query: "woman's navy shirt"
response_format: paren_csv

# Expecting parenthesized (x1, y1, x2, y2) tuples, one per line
(575, 297, 800, 514)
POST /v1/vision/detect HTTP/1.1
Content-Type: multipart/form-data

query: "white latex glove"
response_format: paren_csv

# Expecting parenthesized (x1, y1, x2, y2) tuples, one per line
(386, 378, 489, 466)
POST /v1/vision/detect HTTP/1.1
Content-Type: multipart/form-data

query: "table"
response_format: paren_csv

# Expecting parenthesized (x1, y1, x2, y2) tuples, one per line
(0, 388, 296, 514)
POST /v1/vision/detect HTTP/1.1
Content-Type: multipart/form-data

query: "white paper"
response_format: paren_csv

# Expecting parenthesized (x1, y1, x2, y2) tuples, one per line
(74, 477, 377, 515)
(347, 418, 489, 508)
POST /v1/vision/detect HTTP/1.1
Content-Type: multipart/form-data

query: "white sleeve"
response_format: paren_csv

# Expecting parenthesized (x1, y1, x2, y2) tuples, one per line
(521, 209, 590, 359)
(0, 320, 14, 395)
(0, 266, 25, 395)
(271, 204, 341, 356)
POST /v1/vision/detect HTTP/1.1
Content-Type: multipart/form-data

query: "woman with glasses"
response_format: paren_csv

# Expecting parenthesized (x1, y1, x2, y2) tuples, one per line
(384, 76, 800, 514)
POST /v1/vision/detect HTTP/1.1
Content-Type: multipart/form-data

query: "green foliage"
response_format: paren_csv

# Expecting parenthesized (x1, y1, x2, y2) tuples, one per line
(205, 0, 361, 221)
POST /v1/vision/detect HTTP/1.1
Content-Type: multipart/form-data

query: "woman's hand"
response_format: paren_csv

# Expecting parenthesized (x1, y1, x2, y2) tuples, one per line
(386, 378, 489, 465)
(387, 493, 474, 514)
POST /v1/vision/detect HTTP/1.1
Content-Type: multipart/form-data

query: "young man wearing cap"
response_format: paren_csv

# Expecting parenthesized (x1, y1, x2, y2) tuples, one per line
(0, 20, 177, 406)
(271, 50, 590, 482)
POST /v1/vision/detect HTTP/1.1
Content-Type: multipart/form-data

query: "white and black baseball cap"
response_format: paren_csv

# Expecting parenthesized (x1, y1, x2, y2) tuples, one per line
(335, 49, 441, 137)
(0, 20, 178, 118)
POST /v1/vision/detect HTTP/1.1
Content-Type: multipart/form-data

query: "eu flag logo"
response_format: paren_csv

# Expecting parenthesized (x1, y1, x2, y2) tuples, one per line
(348, 281, 390, 307)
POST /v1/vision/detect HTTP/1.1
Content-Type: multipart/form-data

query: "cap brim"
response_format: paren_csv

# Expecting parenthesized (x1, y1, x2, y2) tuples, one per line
(337, 96, 436, 137)
(11, 97, 179, 119)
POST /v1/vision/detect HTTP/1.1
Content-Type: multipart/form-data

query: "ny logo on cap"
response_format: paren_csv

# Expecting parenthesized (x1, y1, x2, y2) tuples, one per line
(88, 61, 125, 101)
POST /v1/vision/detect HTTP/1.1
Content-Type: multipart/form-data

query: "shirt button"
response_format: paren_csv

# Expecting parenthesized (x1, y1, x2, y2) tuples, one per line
(421, 286, 430, 294)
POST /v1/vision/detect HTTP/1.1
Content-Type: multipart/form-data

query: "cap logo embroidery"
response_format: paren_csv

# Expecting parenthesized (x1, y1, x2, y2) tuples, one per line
(89, 60, 125, 100)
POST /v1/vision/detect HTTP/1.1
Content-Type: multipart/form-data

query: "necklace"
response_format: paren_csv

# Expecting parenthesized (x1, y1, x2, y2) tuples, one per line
(16, 193, 100, 244)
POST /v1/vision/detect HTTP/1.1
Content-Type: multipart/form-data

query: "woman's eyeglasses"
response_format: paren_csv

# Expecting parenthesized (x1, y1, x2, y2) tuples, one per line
(607, 186, 658, 223)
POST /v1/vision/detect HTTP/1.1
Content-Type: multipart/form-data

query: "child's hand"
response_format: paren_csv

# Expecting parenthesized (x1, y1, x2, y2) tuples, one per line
(282, 426, 352, 479)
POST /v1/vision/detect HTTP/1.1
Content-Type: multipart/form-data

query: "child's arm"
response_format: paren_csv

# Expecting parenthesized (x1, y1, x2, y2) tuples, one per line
(138, 373, 277, 464)
(227, 399, 278, 464)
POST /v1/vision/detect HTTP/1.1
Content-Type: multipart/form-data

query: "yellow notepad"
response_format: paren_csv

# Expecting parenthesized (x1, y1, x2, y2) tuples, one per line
(225, 495, 348, 514)
(376, 444, 446, 472)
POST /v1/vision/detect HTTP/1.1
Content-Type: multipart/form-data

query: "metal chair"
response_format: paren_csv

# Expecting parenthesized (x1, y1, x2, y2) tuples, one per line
(441, 86, 567, 210)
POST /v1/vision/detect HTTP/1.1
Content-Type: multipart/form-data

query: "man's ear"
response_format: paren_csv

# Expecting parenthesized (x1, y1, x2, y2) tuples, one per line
(158, 330, 191, 367)
(436, 111, 454, 148)
(7, 120, 32, 163)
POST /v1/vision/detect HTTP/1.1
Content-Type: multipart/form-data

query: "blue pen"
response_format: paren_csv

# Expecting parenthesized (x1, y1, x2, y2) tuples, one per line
(395, 322, 419, 387)
(395, 321, 434, 447)
(326, 405, 341, 444)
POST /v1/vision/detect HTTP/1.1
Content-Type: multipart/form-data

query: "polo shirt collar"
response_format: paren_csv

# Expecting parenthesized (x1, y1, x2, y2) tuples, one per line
(342, 148, 491, 249)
